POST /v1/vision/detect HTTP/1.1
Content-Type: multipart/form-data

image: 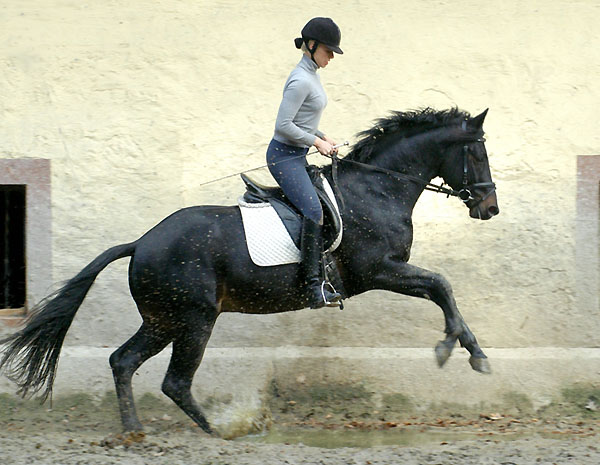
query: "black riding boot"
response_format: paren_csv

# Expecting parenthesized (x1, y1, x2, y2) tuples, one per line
(301, 218, 342, 308)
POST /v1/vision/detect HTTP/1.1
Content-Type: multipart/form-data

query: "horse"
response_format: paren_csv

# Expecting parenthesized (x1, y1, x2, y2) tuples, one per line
(0, 107, 499, 435)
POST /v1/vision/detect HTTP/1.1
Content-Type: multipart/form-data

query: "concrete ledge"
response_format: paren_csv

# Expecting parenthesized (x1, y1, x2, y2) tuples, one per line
(1, 346, 599, 410)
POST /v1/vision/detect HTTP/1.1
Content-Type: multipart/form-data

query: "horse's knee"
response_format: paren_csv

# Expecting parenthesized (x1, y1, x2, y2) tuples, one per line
(429, 272, 452, 296)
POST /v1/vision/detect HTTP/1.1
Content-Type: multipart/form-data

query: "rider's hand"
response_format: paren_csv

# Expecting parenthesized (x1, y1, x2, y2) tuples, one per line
(314, 137, 336, 156)
(323, 136, 339, 154)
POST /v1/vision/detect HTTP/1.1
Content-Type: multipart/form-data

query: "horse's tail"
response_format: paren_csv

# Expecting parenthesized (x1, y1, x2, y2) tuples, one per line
(0, 242, 136, 401)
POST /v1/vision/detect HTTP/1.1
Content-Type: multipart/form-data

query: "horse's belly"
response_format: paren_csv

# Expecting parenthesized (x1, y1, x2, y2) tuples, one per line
(219, 265, 307, 314)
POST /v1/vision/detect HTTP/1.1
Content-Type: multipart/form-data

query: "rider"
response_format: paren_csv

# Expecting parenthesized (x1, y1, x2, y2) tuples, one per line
(266, 17, 343, 309)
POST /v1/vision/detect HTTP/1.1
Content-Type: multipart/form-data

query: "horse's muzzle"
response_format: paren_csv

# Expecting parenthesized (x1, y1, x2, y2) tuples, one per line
(469, 193, 499, 220)
(466, 185, 500, 220)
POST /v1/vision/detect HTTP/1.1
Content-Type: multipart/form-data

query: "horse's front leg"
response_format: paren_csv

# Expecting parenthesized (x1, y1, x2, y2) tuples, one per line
(371, 258, 491, 374)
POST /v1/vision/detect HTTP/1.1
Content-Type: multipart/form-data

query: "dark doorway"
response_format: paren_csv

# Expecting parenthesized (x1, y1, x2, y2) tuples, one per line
(1, 185, 26, 309)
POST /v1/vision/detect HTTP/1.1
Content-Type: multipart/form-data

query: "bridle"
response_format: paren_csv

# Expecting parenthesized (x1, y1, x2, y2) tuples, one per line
(455, 139, 497, 207)
(327, 126, 496, 209)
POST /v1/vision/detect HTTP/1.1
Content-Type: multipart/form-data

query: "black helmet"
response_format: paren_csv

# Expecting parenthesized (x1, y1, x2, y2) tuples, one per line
(294, 17, 343, 54)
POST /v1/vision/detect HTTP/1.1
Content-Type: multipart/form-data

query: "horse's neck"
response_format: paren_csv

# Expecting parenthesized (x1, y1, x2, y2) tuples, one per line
(325, 150, 429, 218)
(371, 133, 440, 186)
(339, 132, 444, 215)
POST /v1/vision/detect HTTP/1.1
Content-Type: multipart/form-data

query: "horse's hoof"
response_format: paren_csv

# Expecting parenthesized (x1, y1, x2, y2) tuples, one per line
(435, 340, 454, 367)
(123, 422, 144, 433)
(199, 423, 217, 437)
(469, 356, 491, 374)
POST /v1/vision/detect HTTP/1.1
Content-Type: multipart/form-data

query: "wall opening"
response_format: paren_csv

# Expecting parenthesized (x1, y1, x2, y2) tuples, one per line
(1, 185, 26, 309)
(0, 159, 51, 320)
(576, 155, 600, 314)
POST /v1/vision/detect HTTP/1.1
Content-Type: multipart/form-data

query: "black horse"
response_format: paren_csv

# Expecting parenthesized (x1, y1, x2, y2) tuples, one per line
(0, 107, 498, 435)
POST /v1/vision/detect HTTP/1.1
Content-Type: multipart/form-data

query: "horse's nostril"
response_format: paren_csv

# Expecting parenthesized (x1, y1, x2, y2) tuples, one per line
(488, 205, 499, 216)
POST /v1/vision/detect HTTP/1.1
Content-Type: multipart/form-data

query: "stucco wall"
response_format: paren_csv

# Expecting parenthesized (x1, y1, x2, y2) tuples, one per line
(1, 1, 599, 411)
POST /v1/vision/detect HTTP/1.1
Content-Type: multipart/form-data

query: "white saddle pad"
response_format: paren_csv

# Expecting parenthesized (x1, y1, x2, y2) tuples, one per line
(238, 176, 342, 267)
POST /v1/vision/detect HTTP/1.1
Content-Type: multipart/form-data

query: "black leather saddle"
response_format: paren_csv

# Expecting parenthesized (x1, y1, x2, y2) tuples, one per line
(241, 166, 342, 251)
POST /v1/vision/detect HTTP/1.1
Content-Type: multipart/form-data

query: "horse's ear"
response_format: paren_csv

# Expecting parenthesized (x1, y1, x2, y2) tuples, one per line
(468, 108, 489, 130)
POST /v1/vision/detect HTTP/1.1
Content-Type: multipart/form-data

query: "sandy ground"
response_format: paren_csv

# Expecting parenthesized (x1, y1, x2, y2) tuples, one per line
(1, 431, 599, 465)
(1, 392, 599, 465)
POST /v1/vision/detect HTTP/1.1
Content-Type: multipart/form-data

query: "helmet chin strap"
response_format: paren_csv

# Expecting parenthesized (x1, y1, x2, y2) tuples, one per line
(305, 39, 319, 65)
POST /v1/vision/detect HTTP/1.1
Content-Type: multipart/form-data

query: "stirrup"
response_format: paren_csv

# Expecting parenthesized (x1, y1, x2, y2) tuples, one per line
(320, 281, 343, 309)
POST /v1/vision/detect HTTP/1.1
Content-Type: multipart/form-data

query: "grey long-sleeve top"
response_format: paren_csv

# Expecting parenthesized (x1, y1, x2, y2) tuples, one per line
(273, 54, 327, 148)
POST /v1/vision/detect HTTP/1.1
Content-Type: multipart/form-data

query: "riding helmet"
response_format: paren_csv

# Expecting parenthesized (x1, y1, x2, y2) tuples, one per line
(294, 17, 343, 54)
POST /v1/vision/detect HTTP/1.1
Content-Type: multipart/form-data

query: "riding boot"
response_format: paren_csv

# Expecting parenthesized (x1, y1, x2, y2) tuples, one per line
(301, 217, 342, 308)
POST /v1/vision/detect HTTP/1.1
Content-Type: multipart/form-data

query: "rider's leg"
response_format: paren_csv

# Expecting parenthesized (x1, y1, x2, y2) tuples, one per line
(301, 216, 342, 308)
(267, 139, 341, 308)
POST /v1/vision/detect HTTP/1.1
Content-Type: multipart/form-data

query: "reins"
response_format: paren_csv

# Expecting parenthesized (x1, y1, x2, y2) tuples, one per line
(324, 153, 459, 198)
(197, 138, 495, 207)
(325, 133, 496, 207)
(197, 142, 350, 188)
(197, 140, 456, 197)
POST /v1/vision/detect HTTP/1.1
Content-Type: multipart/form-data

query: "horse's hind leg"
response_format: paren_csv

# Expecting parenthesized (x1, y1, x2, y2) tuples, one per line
(109, 323, 172, 431)
(161, 310, 217, 435)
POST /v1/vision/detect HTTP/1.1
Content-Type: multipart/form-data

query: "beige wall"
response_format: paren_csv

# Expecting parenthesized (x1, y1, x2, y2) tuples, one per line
(1, 1, 599, 361)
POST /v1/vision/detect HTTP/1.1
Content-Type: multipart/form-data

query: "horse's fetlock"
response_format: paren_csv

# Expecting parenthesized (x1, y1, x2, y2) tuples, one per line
(161, 380, 176, 400)
(162, 376, 188, 401)
(447, 326, 463, 338)
(445, 318, 463, 338)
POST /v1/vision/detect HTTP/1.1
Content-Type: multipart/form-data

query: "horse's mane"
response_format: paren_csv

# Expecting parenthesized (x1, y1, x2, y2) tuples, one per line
(345, 107, 471, 163)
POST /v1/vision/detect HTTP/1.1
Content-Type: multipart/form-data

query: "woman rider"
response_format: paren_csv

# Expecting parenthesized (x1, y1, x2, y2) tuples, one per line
(266, 17, 343, 309)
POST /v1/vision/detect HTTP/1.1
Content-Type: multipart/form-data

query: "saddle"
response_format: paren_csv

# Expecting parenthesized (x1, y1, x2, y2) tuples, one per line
(241, 165, 342, 252)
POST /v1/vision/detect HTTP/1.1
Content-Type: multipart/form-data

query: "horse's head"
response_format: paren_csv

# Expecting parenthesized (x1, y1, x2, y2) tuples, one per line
(440, 109, 499, 220)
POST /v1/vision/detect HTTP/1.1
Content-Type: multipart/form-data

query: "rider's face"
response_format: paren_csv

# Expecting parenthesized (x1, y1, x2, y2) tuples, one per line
(310, 43, 335, 68)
